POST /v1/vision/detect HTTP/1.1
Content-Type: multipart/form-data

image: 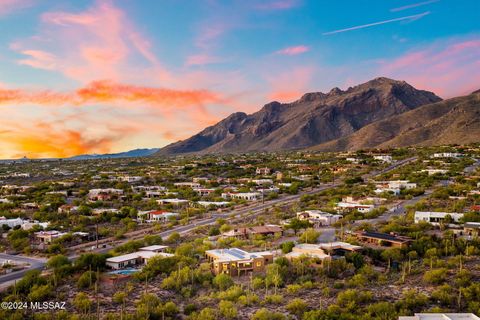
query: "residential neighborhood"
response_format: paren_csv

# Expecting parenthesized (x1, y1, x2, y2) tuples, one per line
(0, 145, 480, 319)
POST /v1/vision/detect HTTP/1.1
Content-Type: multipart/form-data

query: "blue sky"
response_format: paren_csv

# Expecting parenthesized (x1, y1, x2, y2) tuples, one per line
(0, 0, 479, 158)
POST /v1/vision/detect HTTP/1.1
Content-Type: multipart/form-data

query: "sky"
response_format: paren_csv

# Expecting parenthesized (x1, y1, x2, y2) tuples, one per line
(0, 0, 479, 159)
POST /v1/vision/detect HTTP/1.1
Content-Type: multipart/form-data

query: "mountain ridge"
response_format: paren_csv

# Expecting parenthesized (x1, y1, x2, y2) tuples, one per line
(155, 77, 442, 155)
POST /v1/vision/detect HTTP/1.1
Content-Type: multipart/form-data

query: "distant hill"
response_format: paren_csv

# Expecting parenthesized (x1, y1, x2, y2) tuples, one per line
(310, 90, 480, 151)
(155, 77, 441, 155)
(68, 148, 160, 160)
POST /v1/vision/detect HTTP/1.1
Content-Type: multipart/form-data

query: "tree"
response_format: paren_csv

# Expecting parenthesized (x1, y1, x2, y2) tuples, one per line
(219, 300, 237, 319)
(381, 248, 403, 271)
(73, 292, 92, 315)
(280, 241, 295, 254)
(286, 298, 308, 318)
(77, 271, 97, 289)
(286, 218, 311, 235)
(213, 273, 234, 290)
(299, 228, 320, 244)
(113, 291, 127, 319)
(423, 268, 448, 285)
(251, 308, 286, 320)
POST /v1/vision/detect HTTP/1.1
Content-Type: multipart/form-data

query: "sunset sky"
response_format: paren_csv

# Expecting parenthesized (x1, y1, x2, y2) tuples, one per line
(0, 0, 479, 159)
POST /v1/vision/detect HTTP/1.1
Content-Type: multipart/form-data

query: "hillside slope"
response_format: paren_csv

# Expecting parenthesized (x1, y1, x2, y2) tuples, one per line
(155, 77, 441, 155)
(310, 91, 480, 151)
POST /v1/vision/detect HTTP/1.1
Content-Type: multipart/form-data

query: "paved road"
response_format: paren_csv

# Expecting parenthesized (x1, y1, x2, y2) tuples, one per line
(0, 254, 46, 291)
(0, 156, 418, 289)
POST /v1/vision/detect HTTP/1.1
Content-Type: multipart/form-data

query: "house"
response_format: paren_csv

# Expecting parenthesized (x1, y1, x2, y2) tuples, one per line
(354, 231, 412, 248)
(156, 198, 190, 206)
(399, 313, 480, 320)
(375, 180, 417, 195)
(285, 243, 330, 261)
(374, 155, 393, 163)
(432, 153, 462, 158)
(205, 248, 274, 276)
(0, 217, 24, 228)
(196, 201, 230, 208)
(251, 179, 273, 185)
(285, 242, 362, 261)
(193, 188, 216, 196)
(119, 176, 143, 183)
(137, 210, 179, 223)
(132, 185, 166, 193)
(106, 246, 173, 270)
(88, 188, 124, 201)
(174, 182, 202, 188)
(221, 192, 261, 201)
(421, 169, 448, 176)
(296, 210, 342, 227)
(58, 205, 79, 214)
(34, 230, 67, 244)
(256, 167, 272, 175)
(414, 211, 464, 226)
(336, 197, 375, 213)
(464, 222, 480, 237)
(221, 225, 283, 239)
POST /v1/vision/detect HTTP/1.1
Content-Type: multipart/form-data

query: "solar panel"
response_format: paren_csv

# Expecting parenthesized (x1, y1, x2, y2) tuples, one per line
(229, 248, 247, 259)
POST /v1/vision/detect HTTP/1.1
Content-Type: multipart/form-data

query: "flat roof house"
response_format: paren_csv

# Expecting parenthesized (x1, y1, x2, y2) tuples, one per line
(205, 248, 274, 276)
(137, 210, 179, 223)
(106, 245, 173, 270)
(285, 242, 362, 261)
(355, 231, 412, 248)
(221, 192, 261, 201)
(464, 222, 480, 237)
(414, 211, 464, 226)
(221, 225, 283, 239)
(296, 210, 342, 227)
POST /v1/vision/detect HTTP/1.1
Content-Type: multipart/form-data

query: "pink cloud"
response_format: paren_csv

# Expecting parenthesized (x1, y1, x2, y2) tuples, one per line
(275, 45, 310, 56)
(0, 0, 34, 16)
(185, 54, 223, 66)
(11, 0, 169, 83)
(266, 66, 314, 102)
(379, 38, 480, 97)
(255, 0, 300, 10)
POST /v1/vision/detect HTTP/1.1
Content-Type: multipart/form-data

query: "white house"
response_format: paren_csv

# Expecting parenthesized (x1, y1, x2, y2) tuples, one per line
(106, 246, 174, 269)
(375, 180, 417, 195)
(221, 192, 261, 201)
(256, 167, 272, 175)
(174, 182, 201, 188)
(193, 188, 216, 196)
(0, 217, 24, 228)
(432, 152, 462, 158)
(156, 198, 190, 206)
(120, 176, 143, 183)
(296, 210, 342, 227)
(336, 197, 375, 213)
(374, 155, 393, 163)
(414, 211, 464, 226)
(137, 210, 179, 223)
(196, 201, 230, 208)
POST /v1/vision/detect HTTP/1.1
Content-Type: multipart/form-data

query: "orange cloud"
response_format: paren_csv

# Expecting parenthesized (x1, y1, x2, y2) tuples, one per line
(0, 121, 129, 158)
(0, 80, 220, 109)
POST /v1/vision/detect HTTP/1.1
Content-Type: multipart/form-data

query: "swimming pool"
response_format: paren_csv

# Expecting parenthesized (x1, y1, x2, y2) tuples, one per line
(109, 268, 139, 275)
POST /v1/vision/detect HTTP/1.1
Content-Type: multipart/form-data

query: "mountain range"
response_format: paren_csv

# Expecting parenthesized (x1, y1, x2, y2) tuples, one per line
(68, 148, 159, 160)
(155, 77, 479, 155)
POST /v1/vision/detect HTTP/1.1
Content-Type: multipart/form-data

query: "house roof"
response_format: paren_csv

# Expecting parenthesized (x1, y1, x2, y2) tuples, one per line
(356, 231, 412, 243)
